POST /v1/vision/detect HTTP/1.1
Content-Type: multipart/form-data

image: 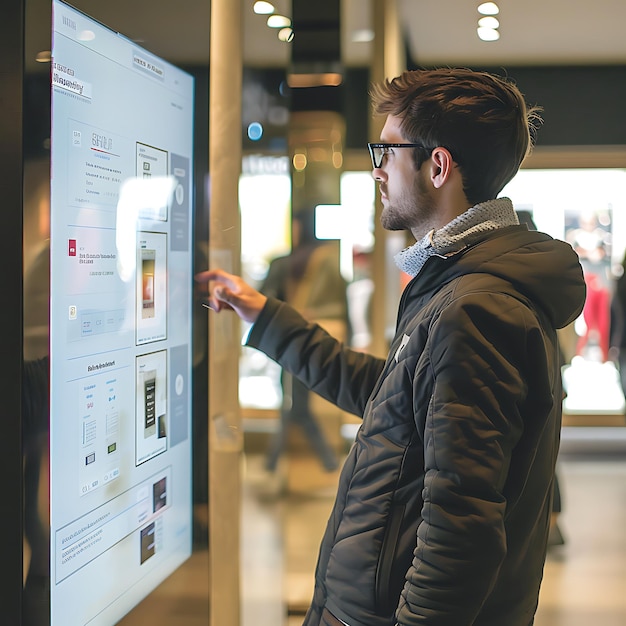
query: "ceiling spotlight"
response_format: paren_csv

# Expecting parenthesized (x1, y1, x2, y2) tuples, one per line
(478, 2, 499, 15)
(35, 50, 51, 63)
(278, 27, 295, 42)
(477, 26, 500, 41)
(253, 1, 274, 14)
(267, 14, 291, 28)
(478, 16, 499, 29)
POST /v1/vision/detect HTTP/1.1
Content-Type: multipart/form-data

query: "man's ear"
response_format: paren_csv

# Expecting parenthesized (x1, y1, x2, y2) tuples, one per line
(429, 147, 454, 189)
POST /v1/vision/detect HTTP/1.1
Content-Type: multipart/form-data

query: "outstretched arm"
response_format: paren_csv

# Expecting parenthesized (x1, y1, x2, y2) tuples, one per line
(195, 268, 267, 323)
(197, 267, 384, 417)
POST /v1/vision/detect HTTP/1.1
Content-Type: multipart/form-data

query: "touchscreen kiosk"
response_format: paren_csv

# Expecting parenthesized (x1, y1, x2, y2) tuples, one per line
(48, 2, 195, 623)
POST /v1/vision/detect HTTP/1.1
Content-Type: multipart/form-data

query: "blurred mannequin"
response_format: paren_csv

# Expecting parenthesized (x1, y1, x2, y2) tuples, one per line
(567, 211, 611, 361)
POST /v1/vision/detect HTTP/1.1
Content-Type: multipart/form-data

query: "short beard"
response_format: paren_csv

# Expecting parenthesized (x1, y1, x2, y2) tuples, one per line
(380, 207, 406, 231)
(380, 171, 437, 237)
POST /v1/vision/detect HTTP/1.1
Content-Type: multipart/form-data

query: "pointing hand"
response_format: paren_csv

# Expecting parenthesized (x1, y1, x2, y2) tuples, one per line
(195, 268, 267, 324)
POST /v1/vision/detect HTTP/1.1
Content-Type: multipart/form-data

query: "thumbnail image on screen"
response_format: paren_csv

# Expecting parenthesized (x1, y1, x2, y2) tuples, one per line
(142, 252, 156, 319)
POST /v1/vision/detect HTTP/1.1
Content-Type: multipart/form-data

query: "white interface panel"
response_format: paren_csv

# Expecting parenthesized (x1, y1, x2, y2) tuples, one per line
(50, 2, 194, 623)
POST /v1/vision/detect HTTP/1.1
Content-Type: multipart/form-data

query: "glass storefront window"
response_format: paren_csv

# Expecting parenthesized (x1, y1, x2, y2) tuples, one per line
(502, 168, 626, 418)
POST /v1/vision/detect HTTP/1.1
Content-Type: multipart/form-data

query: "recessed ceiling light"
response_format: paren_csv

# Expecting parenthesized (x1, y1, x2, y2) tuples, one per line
(477, 26, 500, 41)
(253, 1, 274, 14)
(267, 14, 291, 28)
(278, 27, 295, 43)
(478, 16, 499, 29)
(478, 2, 499, 15)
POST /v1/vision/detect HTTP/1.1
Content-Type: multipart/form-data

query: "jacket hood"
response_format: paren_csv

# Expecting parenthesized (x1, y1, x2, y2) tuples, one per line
(412, 226, 586, 330)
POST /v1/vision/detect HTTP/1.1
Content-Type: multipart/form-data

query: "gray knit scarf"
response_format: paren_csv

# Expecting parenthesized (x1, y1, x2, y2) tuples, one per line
(394, 197, 519, 277)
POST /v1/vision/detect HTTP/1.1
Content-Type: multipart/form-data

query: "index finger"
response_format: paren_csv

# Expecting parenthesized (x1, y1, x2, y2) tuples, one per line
(194, 268, 233, 285)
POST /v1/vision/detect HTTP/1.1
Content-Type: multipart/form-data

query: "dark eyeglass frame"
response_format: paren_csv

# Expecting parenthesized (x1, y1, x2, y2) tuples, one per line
(367, 142, 431, 169)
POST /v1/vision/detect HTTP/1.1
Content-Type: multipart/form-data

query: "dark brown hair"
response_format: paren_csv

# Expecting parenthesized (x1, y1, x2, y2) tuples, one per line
(370, 68, 543, 204)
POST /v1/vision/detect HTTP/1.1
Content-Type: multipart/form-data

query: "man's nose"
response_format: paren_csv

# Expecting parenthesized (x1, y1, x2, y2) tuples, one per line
(372, 167, 385, 181)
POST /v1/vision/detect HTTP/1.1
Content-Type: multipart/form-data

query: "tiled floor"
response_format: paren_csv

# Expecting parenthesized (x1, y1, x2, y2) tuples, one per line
(533, 453, 626, 626)
(242, 428, 626, 626)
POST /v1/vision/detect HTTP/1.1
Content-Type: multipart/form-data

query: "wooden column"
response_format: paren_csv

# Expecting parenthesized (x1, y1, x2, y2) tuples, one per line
(208, 1, 243, 625)
(370, 0, 407, 358)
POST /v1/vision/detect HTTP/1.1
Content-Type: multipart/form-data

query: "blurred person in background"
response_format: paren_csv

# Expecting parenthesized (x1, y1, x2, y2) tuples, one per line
(259, 209, 348, 473)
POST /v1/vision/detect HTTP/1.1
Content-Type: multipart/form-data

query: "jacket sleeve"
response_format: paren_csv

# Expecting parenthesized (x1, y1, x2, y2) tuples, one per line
(396, 291, 536, 625)
(247, 297, 384, 417)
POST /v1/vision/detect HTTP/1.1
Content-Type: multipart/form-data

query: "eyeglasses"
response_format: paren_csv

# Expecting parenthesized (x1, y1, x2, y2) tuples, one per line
(367, 142, 430, 169)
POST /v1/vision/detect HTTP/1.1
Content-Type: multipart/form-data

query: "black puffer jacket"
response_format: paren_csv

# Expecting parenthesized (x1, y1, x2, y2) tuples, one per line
(247, 225, 585, 626)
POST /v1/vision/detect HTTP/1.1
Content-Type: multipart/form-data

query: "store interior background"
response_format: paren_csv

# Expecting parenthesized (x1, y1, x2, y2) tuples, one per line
(19, 0, 626, 624)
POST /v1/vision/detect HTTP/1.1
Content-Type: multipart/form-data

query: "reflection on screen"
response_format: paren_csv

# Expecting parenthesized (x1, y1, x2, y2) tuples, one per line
(49, 2, 194, 623)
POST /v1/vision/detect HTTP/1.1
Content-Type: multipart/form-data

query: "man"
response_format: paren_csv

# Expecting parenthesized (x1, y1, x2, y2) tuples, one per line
(196, 68, 586, 626)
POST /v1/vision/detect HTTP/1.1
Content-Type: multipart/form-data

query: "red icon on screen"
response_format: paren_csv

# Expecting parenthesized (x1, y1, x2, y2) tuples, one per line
(69, 239, 77, 256)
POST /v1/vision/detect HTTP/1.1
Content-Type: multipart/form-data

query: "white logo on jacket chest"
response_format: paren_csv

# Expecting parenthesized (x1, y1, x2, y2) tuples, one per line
(394, 333, 411, 363)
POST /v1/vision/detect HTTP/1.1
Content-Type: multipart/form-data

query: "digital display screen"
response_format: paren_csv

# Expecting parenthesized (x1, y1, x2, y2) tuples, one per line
(49, 1, 194, 623)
